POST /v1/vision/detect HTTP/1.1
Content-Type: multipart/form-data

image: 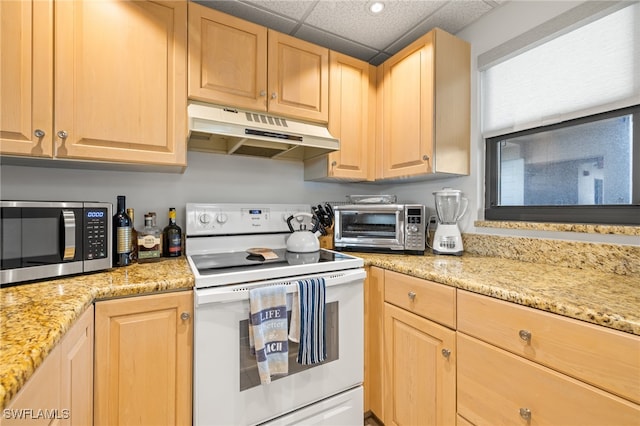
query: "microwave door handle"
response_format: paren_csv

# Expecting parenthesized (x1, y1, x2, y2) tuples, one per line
(61, 210, 76, 260)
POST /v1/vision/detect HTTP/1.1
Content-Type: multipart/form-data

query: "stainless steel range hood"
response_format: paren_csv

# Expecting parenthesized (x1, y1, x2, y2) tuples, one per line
(188, 101, 339, 161)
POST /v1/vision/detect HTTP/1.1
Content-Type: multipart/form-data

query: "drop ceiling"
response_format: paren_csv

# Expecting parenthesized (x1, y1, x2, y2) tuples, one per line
(194, 0, 507, 65)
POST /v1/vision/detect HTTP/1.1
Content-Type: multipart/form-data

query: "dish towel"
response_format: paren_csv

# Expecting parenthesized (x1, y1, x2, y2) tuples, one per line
(249, 285, 289, 385)
(295, 277, 327, 365)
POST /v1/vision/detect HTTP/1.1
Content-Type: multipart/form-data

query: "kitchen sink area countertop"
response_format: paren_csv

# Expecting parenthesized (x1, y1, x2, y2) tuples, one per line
(356, 251, 640, 335)
(1, 248, 639, 411)
(0, 257, 194, 410)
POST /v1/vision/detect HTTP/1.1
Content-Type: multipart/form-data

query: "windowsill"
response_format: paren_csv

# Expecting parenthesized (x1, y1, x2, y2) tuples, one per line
(474, 220, 640, 237)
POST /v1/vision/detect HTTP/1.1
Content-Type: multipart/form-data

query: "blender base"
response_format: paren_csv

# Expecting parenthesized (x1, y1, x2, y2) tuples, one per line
(432, 224, 464, 255)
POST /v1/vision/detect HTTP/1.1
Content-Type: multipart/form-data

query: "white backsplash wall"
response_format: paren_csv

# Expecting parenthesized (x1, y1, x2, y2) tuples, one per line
(0, 151, 381, 230)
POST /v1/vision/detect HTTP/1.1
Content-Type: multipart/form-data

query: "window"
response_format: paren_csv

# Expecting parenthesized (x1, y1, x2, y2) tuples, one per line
(482, 2, 640, 225)
(485, 106, 639, 225)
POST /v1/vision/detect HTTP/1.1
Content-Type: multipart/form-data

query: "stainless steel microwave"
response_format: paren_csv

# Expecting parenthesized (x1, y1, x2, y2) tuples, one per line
(0, 201, 112, 286)
(333, 204, 426, 254)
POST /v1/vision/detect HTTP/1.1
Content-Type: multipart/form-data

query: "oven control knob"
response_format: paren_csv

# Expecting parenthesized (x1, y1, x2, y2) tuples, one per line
(199, 213, 212, 224)
(408, 224, 418, 233)
(217, 213, 228, 224)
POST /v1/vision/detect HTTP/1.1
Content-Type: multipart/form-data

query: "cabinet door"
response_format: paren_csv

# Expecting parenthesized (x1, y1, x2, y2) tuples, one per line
(188, 3, 267, 111)
(365, 267, 385, 419)
(3, 346, 61, 426)
(94, 291, 193, 426)
(268, 31, 329, 123)
(384, 302, 456, 426)
(457, 333, 640, 426)
(0, 0, 53, 157)
(60, 306, 94, 426)
(54, 0, 187, 166)
(326, 51, 375, 181)
(379, 33, 434, 179)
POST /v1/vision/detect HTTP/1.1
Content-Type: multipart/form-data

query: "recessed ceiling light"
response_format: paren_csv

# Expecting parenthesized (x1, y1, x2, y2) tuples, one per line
(368, 1, 385, 14)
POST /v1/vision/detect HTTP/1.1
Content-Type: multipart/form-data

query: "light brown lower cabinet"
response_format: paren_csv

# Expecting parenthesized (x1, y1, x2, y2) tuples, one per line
(457, 289, 640, 425)
(457, 333, 640, 425)
(3, 306, 94, 426)
(94, 290, 193, 426)
(364, 266, 385, 419)
(384, 303, 456, 426)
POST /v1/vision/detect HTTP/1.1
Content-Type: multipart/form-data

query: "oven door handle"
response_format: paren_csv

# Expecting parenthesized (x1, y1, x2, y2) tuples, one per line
(195, 268, 366, 306)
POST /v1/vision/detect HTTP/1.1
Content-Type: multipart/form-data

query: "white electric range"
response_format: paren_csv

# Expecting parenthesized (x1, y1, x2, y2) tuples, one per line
(185, 203, 365, 426)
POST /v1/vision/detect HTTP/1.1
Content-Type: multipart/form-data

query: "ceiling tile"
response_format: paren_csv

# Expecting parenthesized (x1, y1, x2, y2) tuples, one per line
(195, 0, 299, 34)
(304, 1, 446, 50)
(295, 24, 380, 62)
(243, 0, 317, 21)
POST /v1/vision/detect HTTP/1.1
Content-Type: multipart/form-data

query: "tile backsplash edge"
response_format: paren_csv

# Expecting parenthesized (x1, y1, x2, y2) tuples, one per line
(462, 233, 640, 276)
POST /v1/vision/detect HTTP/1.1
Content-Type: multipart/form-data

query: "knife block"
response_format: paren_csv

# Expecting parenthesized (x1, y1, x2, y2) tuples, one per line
(319, 226, 334, 249)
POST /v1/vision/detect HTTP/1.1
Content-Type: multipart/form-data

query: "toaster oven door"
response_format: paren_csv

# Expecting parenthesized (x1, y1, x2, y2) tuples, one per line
(334, 205, 404, 250)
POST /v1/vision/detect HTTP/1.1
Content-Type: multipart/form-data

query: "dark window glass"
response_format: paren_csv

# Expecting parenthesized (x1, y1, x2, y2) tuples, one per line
(485, 105, 639, 225)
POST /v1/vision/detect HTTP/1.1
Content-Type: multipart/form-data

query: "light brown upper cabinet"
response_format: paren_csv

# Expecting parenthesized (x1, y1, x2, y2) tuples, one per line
(377, 28, 470, 180)
(0, 0, 187, 167)
(0, 0, 54, 157)
(189, 3, 329, 123)
(305, 51, 376, 181)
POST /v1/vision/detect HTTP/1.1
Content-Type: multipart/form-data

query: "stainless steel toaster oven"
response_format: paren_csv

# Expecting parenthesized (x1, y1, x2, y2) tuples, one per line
(333, 204, 426, 254)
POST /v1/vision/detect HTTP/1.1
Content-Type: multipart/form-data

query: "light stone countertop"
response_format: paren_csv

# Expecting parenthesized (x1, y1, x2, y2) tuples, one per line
(1, 251, 639, 411)
(354, 251, 640, 336)
(0, 257, 194, 411)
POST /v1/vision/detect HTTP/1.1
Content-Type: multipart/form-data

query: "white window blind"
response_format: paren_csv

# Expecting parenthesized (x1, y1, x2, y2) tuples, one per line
(482, 2, 640, 136)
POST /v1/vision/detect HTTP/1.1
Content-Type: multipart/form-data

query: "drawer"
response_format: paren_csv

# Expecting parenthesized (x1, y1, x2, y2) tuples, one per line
(384, 270, 456, 328)
(457, 333, 640, 426)
(457, 290, 640, 404)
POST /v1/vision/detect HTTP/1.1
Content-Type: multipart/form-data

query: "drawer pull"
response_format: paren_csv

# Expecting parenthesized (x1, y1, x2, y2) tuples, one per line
(441, 348, 451, 358)
(519, 407, 532, 421)
(519, 329, 532, 342)
(408, 291, 416, 300)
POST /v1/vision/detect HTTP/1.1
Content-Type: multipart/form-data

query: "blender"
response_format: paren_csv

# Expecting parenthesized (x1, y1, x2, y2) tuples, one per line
(432, 188, 467, 255)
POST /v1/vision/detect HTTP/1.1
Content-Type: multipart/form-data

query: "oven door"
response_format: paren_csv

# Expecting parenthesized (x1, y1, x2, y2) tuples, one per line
(193, 269, 365, 426)
(334, 204, 405, 251)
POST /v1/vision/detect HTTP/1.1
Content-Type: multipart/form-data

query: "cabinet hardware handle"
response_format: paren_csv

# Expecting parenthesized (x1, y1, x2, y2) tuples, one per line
(271, 92, 277, 99)
(57, 130, 68, 140)
(408, 291, 416, 300)
(441, 348, 451, 358)
(422, 155, 430, 161)
(34, 129, 46, 138)
(331, 161, 337, 167)
(519, 408, 532, 421)
(259, 90, 266, 97)
(180, 312, 191, 321)
(519, 329, 532, 342)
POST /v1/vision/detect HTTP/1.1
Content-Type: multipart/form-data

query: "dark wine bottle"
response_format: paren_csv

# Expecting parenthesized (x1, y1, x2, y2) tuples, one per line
(112, 196, 132, 267)
(163, 207, 182, 257)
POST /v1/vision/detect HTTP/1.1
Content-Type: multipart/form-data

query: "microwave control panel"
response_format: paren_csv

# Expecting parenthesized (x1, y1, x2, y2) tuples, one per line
(83, 207, 109, 260)
(404, 205, 426, 252)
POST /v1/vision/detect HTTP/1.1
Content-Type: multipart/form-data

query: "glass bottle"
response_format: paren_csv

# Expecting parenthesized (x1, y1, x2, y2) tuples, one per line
(163, 207, 182, 257)
(126, 208, 138, 262)
(112, 196, 132, 267)
(137, 213, 162, 262)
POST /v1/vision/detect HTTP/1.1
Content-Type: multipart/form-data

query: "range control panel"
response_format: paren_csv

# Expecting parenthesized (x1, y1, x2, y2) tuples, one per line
(185, 203, 311, 236)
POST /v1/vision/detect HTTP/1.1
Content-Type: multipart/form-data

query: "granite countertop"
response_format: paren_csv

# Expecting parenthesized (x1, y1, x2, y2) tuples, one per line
(0, 257, 194, 410)
(2, 251, 639, 410)
(354, 252, 640, 336)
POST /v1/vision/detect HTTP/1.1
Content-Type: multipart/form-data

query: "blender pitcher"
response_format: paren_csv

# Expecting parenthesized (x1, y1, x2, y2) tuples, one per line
(432, 189, 467, 255)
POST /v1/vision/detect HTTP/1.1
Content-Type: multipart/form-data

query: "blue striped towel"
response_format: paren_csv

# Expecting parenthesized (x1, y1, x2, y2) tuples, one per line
(296, 277, 327, 365)
(249, 285, 289, 384)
